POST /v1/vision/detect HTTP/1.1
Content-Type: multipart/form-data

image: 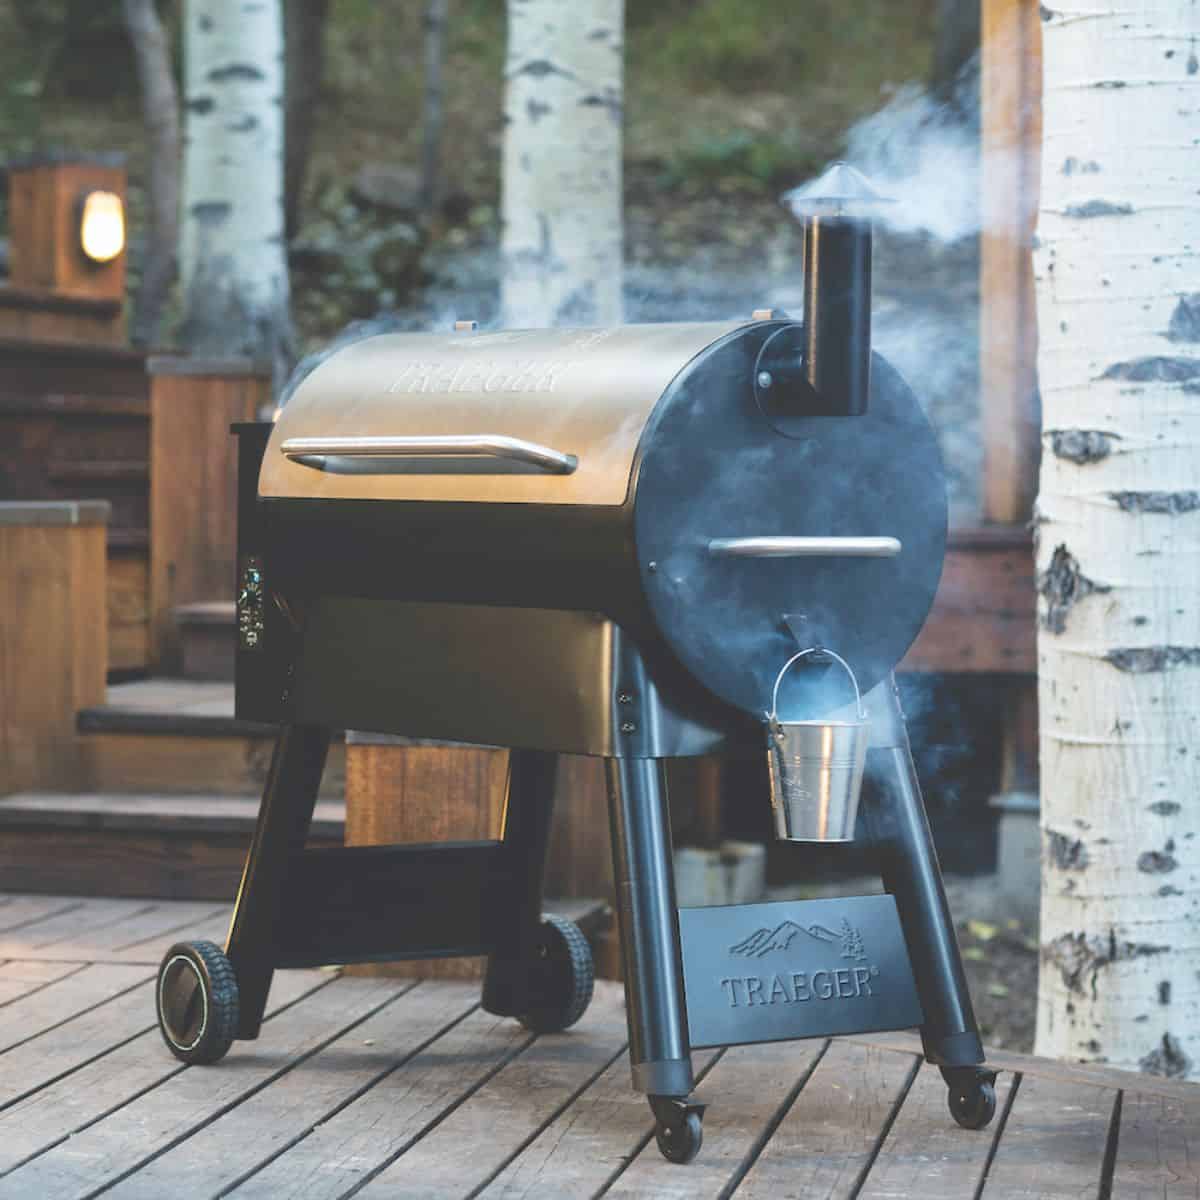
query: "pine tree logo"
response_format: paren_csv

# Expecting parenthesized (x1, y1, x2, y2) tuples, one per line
(839, 919, 866, 962)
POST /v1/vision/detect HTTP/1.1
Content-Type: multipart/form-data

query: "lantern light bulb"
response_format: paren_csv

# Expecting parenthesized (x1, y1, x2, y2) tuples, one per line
(79, 190, 125, 264)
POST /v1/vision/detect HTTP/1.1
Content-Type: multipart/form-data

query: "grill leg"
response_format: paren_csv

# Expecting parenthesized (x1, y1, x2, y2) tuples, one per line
(481, 750, 557, 1017)
(862, 676, 987, 1074)
(225, 723, 329, 1039)
(605, 757, 695, 1101)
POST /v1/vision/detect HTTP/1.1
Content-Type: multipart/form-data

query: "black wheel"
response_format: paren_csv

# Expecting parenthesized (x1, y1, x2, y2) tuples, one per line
(947, 1072, 997, 1130)
(517, 915, 595, 1034)
(656, 1111, 703, 1164)
(156, 940, 239, 1065)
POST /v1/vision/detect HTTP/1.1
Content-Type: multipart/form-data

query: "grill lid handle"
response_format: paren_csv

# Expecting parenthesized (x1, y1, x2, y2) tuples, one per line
(708, 536, 902, 558)
(280, 435, 578, 475)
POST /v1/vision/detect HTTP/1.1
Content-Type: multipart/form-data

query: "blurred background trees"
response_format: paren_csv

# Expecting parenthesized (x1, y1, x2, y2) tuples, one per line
(0, 0, 952, 352)
(283, 0, 330, 242)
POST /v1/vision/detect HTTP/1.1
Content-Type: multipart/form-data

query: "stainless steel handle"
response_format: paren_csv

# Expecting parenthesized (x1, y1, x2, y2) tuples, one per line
(280, 435, 578, 475)
(708, 536, 902, 558)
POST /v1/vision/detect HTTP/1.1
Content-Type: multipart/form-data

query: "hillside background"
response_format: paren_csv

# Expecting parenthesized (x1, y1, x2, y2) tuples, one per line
(0, 1, 981, 516)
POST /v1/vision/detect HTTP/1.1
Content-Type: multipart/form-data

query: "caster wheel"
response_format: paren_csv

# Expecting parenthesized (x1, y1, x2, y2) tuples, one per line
(156, 940, 239, 1065)
(656, 1111, 703, 1164)
(517, 915, 595, 1034)
(947, 1071, 997, 1130)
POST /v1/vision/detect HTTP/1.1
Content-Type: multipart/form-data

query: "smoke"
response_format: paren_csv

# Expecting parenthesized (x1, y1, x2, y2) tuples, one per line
(780, 57, 988, 524)
(838, 60, 982, 243)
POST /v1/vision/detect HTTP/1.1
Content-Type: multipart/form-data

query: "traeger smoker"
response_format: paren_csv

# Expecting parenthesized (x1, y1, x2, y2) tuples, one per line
(155, 164, 996, 1163)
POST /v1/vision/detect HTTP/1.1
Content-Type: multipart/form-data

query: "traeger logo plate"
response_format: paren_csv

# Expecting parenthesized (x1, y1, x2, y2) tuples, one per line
(679, 895, 923, 1051)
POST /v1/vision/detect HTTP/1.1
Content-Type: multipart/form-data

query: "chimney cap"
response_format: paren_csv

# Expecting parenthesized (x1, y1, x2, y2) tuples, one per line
(782, 161, 890, 218)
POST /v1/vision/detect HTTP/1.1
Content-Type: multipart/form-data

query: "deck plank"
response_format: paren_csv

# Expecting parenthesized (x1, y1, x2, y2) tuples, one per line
(858, 1062, 1015, 1199)
(354, 983, 630, 1198)
(605, 1040, 827, 1199)
(145, 989, 528, 1200)
(0, 895, 1191, 1197)
(981, 1073, 1117, 1199)
(1109, 1089, 1200, 1199)
(0, 980, 160, 1110)
(228, 1007, 533, 1199)
(0, 896, 162, 955)
(103, 981, 486, 1199)
(0, 969, 328, 1177)
(0, 962, 151, 1054)
(21, 901, 229, 957)
(846, 1029, 1200, 1106)
(0, 975, 404, 1199)
(0, 960, 80, 1006)
(734, 1039, 920, 1199)
(0, 895, 83, 934)
(4, 908, 235, 964)
(478, 1048, 721, 1200)
(111, 907, 234, 961)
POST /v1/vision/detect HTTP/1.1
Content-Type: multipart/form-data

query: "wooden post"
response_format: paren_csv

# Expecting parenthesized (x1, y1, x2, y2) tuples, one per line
(343, 733, 510, 980)
(980, 0, 1043, 852)
(980, 0, 1043, 525)
(147, 357, 271, 672)
(0, 501, 108, 794)
(3, 153, 128, 345)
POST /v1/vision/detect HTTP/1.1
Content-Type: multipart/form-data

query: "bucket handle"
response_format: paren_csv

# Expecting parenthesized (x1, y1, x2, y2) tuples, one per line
(768, 647, 866, 722)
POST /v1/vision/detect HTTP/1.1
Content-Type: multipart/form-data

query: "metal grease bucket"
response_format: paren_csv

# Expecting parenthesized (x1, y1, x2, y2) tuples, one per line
(766, 648, 868, 842)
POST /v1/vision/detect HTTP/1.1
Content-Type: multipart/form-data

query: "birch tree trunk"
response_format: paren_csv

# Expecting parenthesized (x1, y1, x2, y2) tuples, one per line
(500, 0, 624, 328)
(122, 0, 180, 347)
(1034, 0, 1200, 1079)
(180, 0, 292, 386)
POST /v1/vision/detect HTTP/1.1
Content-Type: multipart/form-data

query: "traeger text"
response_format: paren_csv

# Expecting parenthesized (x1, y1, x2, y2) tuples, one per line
(719, 965, 879, 1008)
(387, 359, 579, 395)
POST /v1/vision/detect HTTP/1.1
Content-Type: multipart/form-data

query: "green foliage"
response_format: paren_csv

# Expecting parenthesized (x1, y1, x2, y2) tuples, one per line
(633, 0, 938, 95)
(659, 129, 819, 191)
(652, 0, 812, 93)
(9, 0, 137, 100)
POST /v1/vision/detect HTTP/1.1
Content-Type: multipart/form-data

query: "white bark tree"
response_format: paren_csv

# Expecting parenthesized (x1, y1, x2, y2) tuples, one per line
(180, 0, 292, 384)
(1034, 0, 1200, 1078)
(500, 0, 624, 328)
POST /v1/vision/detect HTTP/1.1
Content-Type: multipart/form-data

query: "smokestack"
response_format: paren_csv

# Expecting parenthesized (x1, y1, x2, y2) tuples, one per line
(784, 162, 888, 417)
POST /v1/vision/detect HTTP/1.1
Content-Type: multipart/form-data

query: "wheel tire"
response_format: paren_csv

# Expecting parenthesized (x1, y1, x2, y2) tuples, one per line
(517, 915, 595, 1034)
(948, 1075, 997, 1130)
(656, 1111, 704, 1164)
(156, 940, 239, 1065)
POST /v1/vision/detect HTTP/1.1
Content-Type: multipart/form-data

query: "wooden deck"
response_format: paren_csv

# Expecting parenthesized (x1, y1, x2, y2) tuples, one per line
(0, 893, 1194, 1198)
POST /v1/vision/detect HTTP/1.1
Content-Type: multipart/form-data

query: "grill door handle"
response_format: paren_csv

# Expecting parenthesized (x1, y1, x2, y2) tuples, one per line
(280, 435, 578, 475)
(708, 536, 902, 558)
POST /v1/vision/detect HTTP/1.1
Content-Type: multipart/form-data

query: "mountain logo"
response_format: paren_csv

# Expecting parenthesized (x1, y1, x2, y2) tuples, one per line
(729, 917, 868, 961)
(729, 921, 837, 958)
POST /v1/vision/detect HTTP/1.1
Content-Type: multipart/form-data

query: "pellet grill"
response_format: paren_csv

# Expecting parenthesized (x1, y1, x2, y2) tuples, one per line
(155, 165, 996, 1163)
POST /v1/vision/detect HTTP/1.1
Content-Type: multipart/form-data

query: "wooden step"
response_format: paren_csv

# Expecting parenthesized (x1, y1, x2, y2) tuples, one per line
(0, 792, 345, 900)
(46, 458, 149, 484)
(76, 680, 345, 798)
(0, 795, 616, 947)
(174, 600, 235, 681)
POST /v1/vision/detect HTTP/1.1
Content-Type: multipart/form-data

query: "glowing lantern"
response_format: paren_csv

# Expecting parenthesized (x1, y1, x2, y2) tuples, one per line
(78, 190, 125, 264)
